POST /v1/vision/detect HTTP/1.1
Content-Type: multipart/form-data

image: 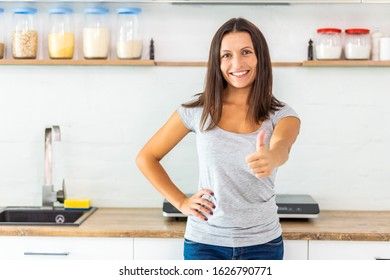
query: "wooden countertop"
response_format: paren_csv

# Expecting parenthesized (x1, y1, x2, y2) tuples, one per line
(1, 208, 390, 241)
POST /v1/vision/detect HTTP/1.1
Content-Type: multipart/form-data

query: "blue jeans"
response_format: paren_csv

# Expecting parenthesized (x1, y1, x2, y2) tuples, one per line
(184, 235, 284, 260)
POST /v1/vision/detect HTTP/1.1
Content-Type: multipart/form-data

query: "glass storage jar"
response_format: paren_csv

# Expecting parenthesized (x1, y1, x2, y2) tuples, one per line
(344, 28, 371, 60)
(116, 7, 143, 59)
(12, 7, 38, 59)
(83, 7, 110, 59)
(0, 8, 4, 59)
(48, 8, 74, 59)
(315, 28, 342, 60)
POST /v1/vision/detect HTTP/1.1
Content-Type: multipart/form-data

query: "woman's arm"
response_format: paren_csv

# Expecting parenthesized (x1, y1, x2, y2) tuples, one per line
(246, 116, 300, 178)
(136, 111, 214, 220)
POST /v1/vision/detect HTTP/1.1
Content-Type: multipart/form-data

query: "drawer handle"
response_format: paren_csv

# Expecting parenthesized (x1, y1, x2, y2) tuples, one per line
(375, 257, 390, 260)
(24, 252, 70, 256)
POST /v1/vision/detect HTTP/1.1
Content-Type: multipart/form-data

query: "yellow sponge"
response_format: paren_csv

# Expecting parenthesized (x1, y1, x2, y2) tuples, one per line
(64, 199, 91, 210)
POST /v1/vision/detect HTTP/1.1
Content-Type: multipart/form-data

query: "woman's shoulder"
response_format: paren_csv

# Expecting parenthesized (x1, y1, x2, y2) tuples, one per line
(179, 95, 204, 113)
(177, 98, 203, 131)
(269, 103, 299, 125)
(178, 100, 203, 114)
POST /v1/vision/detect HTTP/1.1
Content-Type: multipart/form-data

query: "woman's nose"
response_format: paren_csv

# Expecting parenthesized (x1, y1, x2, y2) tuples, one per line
(231, 54, 243, 67)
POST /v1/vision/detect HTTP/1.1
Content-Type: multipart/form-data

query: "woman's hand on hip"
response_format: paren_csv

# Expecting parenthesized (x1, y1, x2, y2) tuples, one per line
(179, 189, 215, 221)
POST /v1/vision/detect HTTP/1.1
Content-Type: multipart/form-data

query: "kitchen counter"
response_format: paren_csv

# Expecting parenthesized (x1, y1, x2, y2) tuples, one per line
(0, 208, 390, 241)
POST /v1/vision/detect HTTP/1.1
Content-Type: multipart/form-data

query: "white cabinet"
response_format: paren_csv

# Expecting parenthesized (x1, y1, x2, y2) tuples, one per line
(309, 240, 390, 260)
(134, 238, 184, 260)
(0, 236, 133, 260)
(6, 236, 390, 260)
(284, 240, 308, 260)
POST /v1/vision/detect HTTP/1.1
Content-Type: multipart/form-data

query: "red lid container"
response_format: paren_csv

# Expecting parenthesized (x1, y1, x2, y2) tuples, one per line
(317, 28, 342, 33)
(345, 28, 370, 34)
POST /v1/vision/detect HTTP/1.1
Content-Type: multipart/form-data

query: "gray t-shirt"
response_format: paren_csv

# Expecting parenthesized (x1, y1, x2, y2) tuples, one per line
(178, 103, 299, 247)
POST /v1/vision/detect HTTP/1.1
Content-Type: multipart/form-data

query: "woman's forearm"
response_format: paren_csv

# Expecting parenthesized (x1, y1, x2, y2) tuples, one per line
(269, 140, 291, 168)
(136, 151, 187, 210)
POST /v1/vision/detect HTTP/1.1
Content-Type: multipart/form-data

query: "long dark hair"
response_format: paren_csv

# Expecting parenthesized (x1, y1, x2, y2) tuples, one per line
(183, 17, 284, 131)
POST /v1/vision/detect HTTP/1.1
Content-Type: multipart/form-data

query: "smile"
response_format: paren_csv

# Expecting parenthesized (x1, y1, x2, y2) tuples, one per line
(230, 70, 249, 77)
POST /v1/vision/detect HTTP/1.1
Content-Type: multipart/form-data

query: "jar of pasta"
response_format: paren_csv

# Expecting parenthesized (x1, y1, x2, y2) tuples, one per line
(83, 7, 110, 59)
(48, 8, 74, 59)
(12, 7, 38, 59)
(116, 7, 143, 59)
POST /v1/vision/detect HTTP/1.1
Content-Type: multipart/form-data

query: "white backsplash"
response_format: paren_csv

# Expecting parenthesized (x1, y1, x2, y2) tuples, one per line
(1, 3, 390, 210)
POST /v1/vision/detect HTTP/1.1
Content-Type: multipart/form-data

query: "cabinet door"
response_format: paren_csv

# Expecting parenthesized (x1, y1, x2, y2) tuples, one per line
(134, 238, 184, 260)
(309, 240, 390, 260)
(0, 236, 133, 260)
(284, 240, 308, 260)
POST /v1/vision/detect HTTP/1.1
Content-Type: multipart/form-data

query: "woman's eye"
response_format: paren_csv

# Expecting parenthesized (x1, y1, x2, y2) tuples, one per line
(242, 49, 252, 55)
(221, 53, 231, 59)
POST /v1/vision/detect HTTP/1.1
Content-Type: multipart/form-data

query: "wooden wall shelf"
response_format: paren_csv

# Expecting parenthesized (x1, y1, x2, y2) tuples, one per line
(2, 59, 390, 67)
(0, 59, 302, 67)
(303, 60, 390, 67)
(0, 59, 156, 66)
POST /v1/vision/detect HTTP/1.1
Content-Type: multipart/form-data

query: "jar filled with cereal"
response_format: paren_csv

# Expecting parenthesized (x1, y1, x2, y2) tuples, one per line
(48, 8, 74, 59)
(12, 7, 38, 59)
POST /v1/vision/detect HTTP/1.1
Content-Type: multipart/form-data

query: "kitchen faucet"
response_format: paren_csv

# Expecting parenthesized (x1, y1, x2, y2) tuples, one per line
(42, 125, 65, 208)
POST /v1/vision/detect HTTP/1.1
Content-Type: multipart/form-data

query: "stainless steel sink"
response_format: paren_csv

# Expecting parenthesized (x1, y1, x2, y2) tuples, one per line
(0, 207, 97, 226)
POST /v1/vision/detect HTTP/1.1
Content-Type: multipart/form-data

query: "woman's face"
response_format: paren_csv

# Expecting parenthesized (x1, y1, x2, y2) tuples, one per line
(219, 31, 258, 90)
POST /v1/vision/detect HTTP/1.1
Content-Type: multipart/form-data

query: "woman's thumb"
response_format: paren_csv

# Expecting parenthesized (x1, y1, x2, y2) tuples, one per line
(256, 130, 266, 152)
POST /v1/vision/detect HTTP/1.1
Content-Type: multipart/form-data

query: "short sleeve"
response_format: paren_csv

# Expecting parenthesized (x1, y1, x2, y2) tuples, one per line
(177, 105, 195, 132)
(271, 104, 300, 127)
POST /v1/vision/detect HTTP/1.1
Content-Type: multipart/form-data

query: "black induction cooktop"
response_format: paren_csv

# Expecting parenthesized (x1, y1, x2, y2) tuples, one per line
(162, 194, 320, 219)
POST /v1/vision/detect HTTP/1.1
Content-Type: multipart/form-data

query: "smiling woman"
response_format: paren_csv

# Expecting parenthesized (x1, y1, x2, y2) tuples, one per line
(136, 18, 301, 260)
(218, 31, 259, 135)
(219, 32, 258, 92)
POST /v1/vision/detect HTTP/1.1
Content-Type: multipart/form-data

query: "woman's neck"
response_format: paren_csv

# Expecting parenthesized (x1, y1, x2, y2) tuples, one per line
(223, 86, 251, 106)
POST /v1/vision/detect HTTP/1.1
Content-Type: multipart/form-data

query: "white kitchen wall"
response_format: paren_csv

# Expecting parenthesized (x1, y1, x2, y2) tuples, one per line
(1, 2, 390, 210)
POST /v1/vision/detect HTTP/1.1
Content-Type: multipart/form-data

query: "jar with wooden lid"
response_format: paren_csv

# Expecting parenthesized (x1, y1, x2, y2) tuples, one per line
(48, 8, 74, 59)
(0, 8, 4, 59)
(83, 7, 110, 59)
(12, 7, 38, 59)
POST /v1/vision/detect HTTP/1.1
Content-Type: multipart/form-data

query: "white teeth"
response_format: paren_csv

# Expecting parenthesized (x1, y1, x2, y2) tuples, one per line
(231, 71, 248, 76)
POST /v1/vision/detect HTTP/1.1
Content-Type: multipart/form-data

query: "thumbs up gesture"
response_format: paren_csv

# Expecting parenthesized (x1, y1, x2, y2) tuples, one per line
(246, 130, 275, 178)
(256, 130, 267, 152)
